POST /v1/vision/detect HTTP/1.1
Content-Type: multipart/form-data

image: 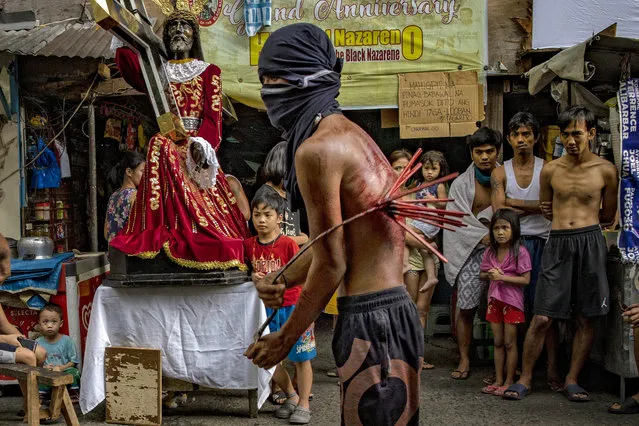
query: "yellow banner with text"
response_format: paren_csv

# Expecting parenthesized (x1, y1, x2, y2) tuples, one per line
(186, 0, 486, 108)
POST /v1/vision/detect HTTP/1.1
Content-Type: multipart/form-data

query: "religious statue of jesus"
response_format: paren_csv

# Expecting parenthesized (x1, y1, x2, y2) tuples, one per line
(109, 9, 250, 270)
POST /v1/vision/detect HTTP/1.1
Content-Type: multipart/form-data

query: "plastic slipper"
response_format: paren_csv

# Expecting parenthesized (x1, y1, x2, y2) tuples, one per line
(275, 400, 298, 419)
(451, 370, 470, 380)
(422, 362, 435, 370)
(494, 386, 509, 397)
(547, 380, 564, 392)
(564, 384, 590, 402)
(326, 371, 338, 378)
(481, 385, 499, 395)
(502, 383, 531, 400)
(290, 406, 312, 424)
(608, 397, 639, 414)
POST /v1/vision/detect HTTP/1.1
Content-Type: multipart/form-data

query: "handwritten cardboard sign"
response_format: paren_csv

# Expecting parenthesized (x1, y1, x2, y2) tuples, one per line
(398, 71, 484, 138)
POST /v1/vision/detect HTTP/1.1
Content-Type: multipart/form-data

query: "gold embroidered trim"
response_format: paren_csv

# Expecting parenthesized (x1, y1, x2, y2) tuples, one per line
(169, 58, 196, 64)
(149, 140, 162, 211)
(129, 242, 247, 271)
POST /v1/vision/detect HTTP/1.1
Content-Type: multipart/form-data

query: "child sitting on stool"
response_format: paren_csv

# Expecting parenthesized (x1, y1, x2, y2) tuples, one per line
(36, 303, 80, 402)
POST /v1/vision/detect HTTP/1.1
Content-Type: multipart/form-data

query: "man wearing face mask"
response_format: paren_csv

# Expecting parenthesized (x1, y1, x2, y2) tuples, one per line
(244, 24, 423, 425)
(111, 9, 250, 269)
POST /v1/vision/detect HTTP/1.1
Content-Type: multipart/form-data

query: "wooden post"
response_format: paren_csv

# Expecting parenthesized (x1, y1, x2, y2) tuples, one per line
(88, 102, 98, 252)
(25, 371, 38, 426)
(248, 389, 258, 418)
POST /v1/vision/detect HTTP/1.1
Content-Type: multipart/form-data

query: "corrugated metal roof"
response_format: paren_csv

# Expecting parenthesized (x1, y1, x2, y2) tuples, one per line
(0, 20, 113, 59)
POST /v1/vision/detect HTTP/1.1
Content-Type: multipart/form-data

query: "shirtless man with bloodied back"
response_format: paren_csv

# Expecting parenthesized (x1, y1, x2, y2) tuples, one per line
(504, 106, 618, 402)
(244, 24, 423, 425)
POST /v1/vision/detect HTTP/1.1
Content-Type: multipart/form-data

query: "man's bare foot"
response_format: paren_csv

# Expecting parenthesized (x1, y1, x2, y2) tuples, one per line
(420, 277, 439, 293)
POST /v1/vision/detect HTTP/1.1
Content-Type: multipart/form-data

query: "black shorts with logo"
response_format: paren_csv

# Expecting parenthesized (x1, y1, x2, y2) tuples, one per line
(534, 225, 609, 319)
(333, 286, 423, 426)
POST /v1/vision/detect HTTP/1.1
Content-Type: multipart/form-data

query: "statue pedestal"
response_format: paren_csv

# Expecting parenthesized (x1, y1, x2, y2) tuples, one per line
(106, 247, 249, 287)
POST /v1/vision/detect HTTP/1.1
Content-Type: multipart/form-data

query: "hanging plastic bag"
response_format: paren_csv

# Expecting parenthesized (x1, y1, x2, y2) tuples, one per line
(31, 137, 61, 189)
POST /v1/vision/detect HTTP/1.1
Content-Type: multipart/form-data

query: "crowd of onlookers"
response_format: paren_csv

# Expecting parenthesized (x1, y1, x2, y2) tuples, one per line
(1, 104, 638, 423)
(389, 106, 639, 415)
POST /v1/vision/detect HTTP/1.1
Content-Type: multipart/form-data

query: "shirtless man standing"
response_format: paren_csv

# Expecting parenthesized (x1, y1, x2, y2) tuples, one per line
(245, 24, 423, 425)
(504, 106, 618, 402)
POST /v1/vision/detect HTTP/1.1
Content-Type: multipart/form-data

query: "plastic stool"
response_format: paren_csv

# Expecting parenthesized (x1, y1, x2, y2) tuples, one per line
(425, 304, 452, 337)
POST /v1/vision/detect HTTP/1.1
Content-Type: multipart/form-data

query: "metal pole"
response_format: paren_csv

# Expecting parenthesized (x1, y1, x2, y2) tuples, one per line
(88, 102, 98, 252)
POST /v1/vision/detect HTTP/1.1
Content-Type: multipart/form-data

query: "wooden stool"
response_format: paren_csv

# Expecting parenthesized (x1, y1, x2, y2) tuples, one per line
(0, 363, 79, 426)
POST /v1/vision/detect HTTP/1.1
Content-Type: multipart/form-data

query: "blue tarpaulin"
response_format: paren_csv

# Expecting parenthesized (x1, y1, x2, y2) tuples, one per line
(2, 253, 74, 309)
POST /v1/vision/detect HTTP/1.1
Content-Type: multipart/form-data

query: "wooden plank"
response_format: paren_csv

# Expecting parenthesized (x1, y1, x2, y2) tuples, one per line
(482, 79, 504, 136)
(248, 389, 258, 418)
(60, 388, 80, 426)
(105, 347, 162, 426)
(0, 364, 73, 386)
(26, 371, 38, 426)
(487, 0, 532, 75)
(48, 386, 65, 420)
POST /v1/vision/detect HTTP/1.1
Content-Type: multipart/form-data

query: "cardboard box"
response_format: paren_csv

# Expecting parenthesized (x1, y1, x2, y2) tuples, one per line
(398, 71, 484, 139)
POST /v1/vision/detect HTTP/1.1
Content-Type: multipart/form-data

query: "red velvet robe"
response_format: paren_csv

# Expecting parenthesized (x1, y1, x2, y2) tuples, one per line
(110, 47, 249, 270)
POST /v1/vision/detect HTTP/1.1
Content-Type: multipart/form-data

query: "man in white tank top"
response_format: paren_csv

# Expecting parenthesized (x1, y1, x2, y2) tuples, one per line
(490, 112, 561, 390)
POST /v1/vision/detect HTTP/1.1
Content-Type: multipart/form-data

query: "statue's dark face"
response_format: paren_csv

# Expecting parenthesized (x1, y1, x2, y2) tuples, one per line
(168, 18, 194, 59)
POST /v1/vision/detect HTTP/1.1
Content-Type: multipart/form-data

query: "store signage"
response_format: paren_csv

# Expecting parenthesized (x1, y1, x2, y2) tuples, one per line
(618, 78, 639, 263)
(398, 70, 483, 138)
(158, 0, 486, 108)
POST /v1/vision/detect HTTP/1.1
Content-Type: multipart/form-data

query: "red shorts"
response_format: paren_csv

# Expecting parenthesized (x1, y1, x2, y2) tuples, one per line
(486, 298, 525, 324)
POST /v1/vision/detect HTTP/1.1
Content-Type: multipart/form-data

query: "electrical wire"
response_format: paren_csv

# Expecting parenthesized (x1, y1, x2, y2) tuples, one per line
(0, 74, 99, 185)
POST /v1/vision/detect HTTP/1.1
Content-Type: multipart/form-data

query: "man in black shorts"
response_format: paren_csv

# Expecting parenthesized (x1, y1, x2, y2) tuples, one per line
(503, 106, 618, 402)
(244, 24, 423, 425)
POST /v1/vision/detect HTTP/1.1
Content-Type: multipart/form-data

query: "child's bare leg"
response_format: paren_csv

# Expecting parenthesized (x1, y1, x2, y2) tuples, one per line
(272, 364, 298, 404)
(490, 322, 505, 387)
(416, 273, 436, 369)
(504, 323, 518, 387)
(294, 361, 313, 410)
(404, 269, 420, 302)
(419, 247, 439, 293)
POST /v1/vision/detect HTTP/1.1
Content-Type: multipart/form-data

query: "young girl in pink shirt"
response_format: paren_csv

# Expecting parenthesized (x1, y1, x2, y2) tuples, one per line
(480, 209, 531, 396)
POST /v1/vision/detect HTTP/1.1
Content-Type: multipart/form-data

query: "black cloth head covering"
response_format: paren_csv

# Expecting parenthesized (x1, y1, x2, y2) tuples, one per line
(258, 23, 343, 210)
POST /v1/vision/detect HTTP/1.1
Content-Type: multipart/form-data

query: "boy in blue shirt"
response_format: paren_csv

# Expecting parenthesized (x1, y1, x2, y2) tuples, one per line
(36, 303, 80, 402)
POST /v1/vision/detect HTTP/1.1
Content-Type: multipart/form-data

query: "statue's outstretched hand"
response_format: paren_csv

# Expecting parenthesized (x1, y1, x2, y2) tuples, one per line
(254, 271, 285, 309)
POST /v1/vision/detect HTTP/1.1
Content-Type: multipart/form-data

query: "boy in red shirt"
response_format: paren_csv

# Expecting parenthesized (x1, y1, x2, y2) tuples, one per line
(244, 191, 316, 424)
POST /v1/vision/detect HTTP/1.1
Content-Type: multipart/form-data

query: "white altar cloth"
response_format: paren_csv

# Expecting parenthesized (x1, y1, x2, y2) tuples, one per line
(80, 282, 273, 414)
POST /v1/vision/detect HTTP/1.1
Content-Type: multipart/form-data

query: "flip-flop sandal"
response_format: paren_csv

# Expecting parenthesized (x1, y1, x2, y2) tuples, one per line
(494, 386, 509, 397)
(609, 397, 639, 414)
(326, 371, 338, 378)
(481, 385, 499, 395)
(451, 370, 470, 380)
(564, 384, 590, 402)
(502, 383, 531, 400)
(422, 362, 435, 370)
(547, 380, 564, 392)
(483, 373, 496, 385)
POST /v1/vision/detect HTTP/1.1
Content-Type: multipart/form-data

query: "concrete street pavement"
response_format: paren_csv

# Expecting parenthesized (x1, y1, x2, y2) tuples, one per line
(0, 315, 635, 425)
